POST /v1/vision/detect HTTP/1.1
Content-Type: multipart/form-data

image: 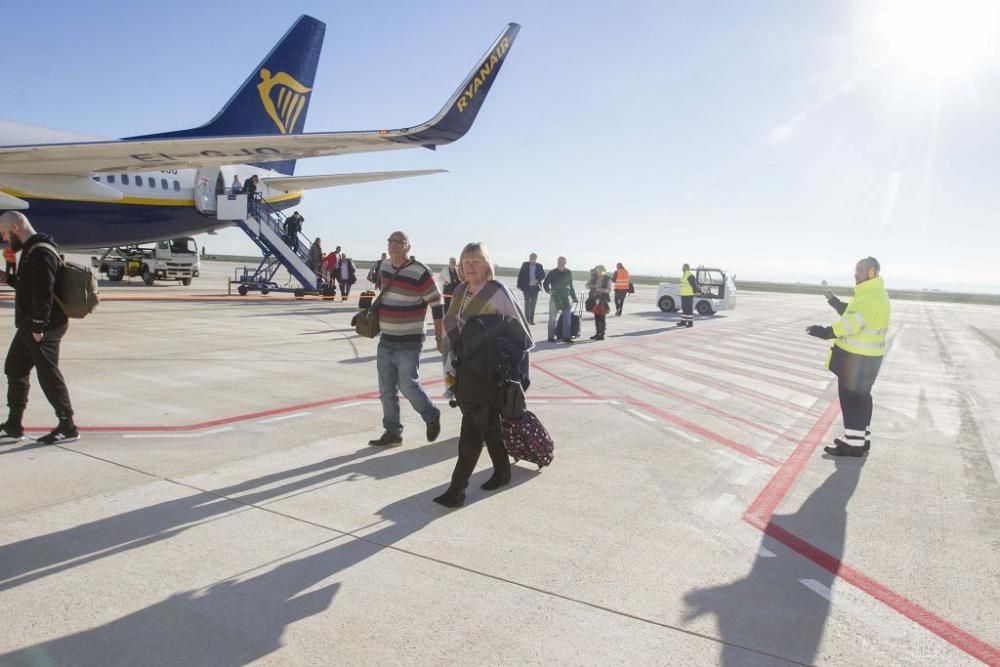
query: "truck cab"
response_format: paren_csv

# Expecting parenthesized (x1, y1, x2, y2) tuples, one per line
(656, 267, 737, 315)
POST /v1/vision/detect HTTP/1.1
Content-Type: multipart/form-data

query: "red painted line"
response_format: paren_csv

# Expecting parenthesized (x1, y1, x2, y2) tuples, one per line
(532, 363, 600, 398)
(607, 348, 810, 414)
(572, 356, 799, 443)
(743, 399, 1000, 665)
(744, 399, 840, 523)
(624, 397, 782, 467)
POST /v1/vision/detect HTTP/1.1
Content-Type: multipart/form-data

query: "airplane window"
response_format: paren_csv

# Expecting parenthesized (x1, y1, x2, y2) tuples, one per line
(122, 174, 130, 185)
(135, 176, 142, 187)
(173, 181, 180, 191)
(92, 176, 98, 181)
(161, 179, 168, 189)
(148, 177, 155, 188)
(107, 175, 115, 183)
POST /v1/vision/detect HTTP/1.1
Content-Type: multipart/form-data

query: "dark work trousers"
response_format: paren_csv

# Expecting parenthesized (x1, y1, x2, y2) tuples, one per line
(339, 280, 352, 299)
(681, 295, 694, 325)
(521, 287, 540, 323)
(449, 404, 510, 492)
(287, 233, 300, 252)
(832, 348, 882, 445)
(594, 312, 607, 336)
(614, 289, 628, 315)
(5, 325, 74, 421)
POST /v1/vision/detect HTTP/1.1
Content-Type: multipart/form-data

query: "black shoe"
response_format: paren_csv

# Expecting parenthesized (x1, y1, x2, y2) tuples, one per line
(823, 438, 866, 457)
(594, 334, 604, 341)
(548, 336, 557, 343)
(368, 431, 402, 447)
(36, 422, 80, 445)
(480, 470, 511, 491)
(0, 421, 25, 445)
(432, 488, 466, 508)
(426, 415, 441, 443)
(590, 334, 600, 340)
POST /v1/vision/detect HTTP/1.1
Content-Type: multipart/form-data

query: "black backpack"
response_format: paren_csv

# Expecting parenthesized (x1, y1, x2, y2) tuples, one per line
(453, 314, 531, 416)
(27, 243, 100, 319)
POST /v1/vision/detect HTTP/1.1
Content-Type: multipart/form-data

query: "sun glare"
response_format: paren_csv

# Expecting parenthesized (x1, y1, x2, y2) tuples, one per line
(880, 0, 1000, 77)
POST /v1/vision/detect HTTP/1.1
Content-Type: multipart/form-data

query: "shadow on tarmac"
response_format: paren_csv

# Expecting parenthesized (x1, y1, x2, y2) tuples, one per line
(0, 440, 530, 665)
(683, 459, 863, 665)
(0, 440, 458, 594)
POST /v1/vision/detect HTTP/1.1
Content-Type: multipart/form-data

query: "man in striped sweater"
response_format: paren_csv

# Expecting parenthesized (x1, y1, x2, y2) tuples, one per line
(368, 231, 444, 447)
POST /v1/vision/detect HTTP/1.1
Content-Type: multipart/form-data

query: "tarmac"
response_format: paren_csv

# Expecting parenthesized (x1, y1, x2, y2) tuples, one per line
(1, 257, 998, 666)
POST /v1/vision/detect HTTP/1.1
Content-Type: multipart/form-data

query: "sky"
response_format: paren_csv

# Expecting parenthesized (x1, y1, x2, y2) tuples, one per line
(4, 0, 1000, 292)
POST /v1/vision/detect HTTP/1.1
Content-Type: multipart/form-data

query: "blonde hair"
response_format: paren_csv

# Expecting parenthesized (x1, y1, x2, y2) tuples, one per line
(457, 242, 495, 282)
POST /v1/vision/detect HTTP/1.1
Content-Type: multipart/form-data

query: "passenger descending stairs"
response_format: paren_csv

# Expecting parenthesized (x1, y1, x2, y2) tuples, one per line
(236, 198, 319, 292)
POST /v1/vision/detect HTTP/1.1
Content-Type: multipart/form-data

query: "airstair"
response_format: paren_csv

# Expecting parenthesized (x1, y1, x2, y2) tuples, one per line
(232, 196, 321, 295)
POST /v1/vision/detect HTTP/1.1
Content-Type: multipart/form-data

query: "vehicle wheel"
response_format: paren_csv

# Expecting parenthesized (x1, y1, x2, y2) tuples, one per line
(658, 296, 675, 312)
(237, 284, 249, 296)
(108, 267, 124, 282)
(696, 300, 714, 316)
(142, 266, 154, 286)
(294, 289, 305, 300)
(261, 286, 270, 295)
(181, 278, 192, 286)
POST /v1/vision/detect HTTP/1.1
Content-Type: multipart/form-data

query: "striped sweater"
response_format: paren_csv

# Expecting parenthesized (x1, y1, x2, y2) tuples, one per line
(378, 259, 443, 343)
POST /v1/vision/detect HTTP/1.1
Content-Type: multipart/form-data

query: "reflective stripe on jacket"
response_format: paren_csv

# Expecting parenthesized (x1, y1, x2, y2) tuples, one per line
(829, 276, 891, 361)
(680, 270, 695, 296)
(614, 269, 630, 291)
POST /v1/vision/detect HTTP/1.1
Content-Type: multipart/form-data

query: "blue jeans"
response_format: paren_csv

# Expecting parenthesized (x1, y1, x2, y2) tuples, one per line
(377, 340, 440, 436)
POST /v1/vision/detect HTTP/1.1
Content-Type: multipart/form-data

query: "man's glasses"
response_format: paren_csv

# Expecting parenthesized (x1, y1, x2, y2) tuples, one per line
(387, 238, 406, 245)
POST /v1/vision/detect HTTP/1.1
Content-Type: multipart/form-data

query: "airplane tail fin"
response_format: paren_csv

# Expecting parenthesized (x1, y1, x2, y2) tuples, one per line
(125, 15, 326, 175)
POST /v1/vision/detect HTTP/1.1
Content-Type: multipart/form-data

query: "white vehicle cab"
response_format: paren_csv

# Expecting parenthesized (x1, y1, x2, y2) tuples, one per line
(656, 267, 736, 315)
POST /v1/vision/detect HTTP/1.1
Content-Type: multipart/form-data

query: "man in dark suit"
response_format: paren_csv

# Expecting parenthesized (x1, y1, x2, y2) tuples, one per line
(516, 252, 546, 325)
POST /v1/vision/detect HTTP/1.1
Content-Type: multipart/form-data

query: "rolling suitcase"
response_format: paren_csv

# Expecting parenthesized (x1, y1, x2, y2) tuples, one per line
(358, 289, 376, 309)
(558, 292, 582, 339)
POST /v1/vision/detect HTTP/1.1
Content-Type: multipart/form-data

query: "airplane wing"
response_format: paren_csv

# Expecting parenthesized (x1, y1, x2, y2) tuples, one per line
(0, 23, 519, 177)
(262, 169, 446, 192)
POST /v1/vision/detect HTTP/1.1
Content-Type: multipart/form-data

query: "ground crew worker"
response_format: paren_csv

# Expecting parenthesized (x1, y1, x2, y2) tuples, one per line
(806, 257, 891, 457)
(612, 262, 631, 316)
(678, 263, 700, 327)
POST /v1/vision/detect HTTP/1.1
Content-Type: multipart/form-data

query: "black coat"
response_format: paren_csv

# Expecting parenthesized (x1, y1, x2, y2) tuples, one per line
(517, 261, 545, 290)
(10, 234, 67, 333)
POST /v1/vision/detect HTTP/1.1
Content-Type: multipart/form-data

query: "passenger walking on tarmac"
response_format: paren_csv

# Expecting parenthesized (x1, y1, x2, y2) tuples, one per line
(364, 231, 443, 448)
(323, 245, 341, 286)
(612, 262, 632, 316)
(517, 252, 546, 325)
(434, 241, 533, 507)
(543, 256, 578, 343)
(284, 211, 303, 251)
(336, 253, 357, 301)
(0, 212, 80, 446)
(586, 265, 612, 341)
(678, 263, 701, 328)
(368, 252, 387, 291)
(439, 257, 460, 310)
(806, 257, 891, 457)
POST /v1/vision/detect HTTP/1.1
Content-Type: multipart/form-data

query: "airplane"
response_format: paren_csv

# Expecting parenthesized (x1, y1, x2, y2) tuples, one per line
(0, 16, 520, 248)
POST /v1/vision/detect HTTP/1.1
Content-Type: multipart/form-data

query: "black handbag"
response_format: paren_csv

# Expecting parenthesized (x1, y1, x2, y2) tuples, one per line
(628, 282, 635, 294)
(351, 263, 405, 338)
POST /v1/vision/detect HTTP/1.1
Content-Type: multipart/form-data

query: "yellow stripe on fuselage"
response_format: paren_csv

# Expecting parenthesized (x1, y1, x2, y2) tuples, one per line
(0, 187, 304, 207)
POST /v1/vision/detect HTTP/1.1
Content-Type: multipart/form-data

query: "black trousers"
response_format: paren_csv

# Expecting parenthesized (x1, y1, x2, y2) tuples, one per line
(831, 348, 882, 432)
(5, 326, 74, 421)
(521, 287, 540, 323)
(614, 289, 628, 314)
(594, 312, 607, 335)
(339, 281, 352, 298)
(681, 295, 694, 323)
(449, 405, 510, 492)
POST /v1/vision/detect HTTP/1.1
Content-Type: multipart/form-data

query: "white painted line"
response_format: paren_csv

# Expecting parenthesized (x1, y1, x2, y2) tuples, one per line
(609, 400, 621, 405)
(257, 411, 311, 424)
(122, 426, 234, 440)
(709, 493, 737, 516)
(626, 408, 657, 422)
(735, 467, 759, 486)
(329, 401, 375, 410)
(800, 579, 832, 600)
(570, 399, 606, 404)
(201, 426, 235, 436)
(757, 546, 777, 558)
(713, 449, 751, 466)
(665, 426, 699, 443)
(528, 400, 549, 404)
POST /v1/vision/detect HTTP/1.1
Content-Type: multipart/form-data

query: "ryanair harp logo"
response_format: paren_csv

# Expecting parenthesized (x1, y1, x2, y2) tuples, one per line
(257, 69, 312, 134)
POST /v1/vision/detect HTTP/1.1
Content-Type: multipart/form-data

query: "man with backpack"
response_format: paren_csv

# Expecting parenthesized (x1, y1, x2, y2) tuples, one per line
(0, 211, 80, 445)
